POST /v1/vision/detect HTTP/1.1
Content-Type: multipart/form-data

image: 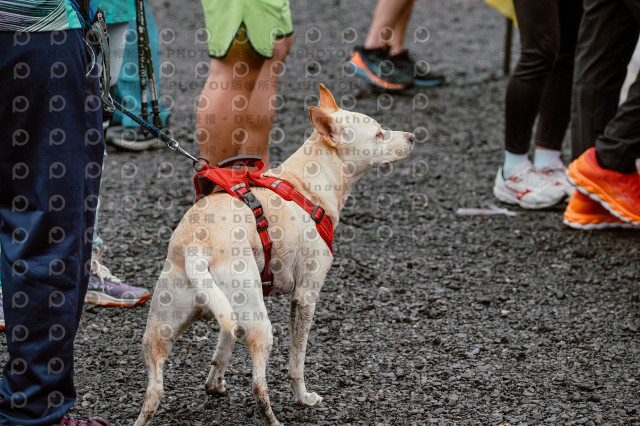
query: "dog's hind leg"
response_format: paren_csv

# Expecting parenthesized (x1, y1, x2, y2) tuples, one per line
(288, 295, 323, 406)
(188, 259, 237, 396)
(244, 305, 281, 426)
(204, 327, 236, 395)
(134, 267, 199, 426)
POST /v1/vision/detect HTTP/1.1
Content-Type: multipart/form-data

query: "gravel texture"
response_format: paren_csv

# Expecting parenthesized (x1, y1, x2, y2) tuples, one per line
(3, 0, 639, 425)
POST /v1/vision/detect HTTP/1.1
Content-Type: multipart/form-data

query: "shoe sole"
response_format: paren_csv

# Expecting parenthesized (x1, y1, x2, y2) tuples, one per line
(85, 291, 150, 308)
(563, 217, 637, 230)
(414, 78, 444, 87)
(563, 195, 637, 230)
(567, 170, 640, 225)
(349, 54, 408, 91)
(493, 183, 564, 209)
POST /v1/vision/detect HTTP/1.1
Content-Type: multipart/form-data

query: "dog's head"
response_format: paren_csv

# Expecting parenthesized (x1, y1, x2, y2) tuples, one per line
(308, 84, 415, 176)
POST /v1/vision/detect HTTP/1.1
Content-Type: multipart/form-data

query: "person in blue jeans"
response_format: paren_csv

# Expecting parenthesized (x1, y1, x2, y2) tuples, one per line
(0, 0, 152, 330)
(0, 2, 110, 424)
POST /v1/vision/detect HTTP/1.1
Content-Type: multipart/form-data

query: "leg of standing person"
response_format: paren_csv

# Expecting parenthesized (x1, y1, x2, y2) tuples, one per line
(196, 0, 292, 167)
(242, 35, 293, 166)
(85, 19, 150, 308)
(388, 0, 413, 55)
(0, 22, 138, 323)
(570, 0, 640, 159)
(108, 0, 170, 151)
(363, 0, 412, 53)
(565, 0, 640, 227)
(531, 0, 582, 195)
(0, 29, 104, 425)
(493, 0, 567, 209)
(596, 59, 640, 173)
(196, 30, 266, 165)
(350, 0, 443, 90)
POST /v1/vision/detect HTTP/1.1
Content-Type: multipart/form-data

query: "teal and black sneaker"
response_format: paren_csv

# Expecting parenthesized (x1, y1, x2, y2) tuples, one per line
(348, 46, 414, 90)
(390, 49, 445, 87)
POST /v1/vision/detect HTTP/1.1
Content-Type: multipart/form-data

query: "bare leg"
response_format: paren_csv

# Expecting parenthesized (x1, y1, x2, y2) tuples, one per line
(204, 329, 236, 395)
(363, 0, 415, 51)
(287, 298, 323, 406)
(196, 34, 265, 165)
(242, 35, 293, 166)
(390, 0, 414, 55)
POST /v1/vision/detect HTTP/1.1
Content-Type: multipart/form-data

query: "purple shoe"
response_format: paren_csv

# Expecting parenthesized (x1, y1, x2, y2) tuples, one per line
(86, 247, 150, 308)
(60, 415, 109, 425)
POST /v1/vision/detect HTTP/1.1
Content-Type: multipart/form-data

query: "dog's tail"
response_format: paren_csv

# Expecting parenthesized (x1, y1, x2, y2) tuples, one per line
(184, 249, 236, 335)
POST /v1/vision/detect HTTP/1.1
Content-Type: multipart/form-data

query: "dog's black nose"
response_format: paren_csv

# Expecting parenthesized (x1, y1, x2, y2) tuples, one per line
(407, 133, 415, 144)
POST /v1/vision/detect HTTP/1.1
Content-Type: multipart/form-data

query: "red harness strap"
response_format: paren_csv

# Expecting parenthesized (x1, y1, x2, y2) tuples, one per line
(193, 156, 334, 296)
(248, 173, 333, 253)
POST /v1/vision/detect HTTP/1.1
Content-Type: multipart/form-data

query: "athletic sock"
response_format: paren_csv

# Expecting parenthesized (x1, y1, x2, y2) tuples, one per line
(533, 149, 561, 169)
(503, 151, 529, 178)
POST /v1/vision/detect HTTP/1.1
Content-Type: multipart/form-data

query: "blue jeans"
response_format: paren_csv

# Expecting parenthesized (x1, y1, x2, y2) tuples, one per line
(0, 29, 104, 425)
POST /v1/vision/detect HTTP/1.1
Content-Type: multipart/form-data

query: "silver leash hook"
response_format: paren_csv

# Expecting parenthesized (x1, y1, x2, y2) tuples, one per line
(111, 98, 203, 165)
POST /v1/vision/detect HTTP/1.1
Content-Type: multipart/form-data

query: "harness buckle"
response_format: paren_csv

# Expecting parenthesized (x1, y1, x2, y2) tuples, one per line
(311, 205, 325, 224)
(237, 189, 263, 211)
(256, 216, 269, 233)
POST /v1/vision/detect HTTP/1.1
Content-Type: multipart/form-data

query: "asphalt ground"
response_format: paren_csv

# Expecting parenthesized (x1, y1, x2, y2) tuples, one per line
(2, 0, 638, 425)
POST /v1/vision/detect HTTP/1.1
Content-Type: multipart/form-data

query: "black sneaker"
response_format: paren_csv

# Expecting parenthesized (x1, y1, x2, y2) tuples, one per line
(390, 49, 445, 87)
(106, 125, 159, 151)
(348, 45, 413, 90)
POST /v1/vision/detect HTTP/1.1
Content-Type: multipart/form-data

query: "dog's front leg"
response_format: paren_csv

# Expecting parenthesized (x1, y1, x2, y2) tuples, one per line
(288, 298, 323, 406)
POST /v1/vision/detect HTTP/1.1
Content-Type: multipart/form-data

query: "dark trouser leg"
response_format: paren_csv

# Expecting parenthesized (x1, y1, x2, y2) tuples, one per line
(570, 0, 639, 159)
(596, 57, 640, 173)
(0, 30, 104, 425)
(534, 0, 583, 151)
(505, 0, 560, 154)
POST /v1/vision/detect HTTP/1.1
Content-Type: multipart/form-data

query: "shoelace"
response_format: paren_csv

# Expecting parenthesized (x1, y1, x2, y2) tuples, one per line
(90, 246, 123, 288)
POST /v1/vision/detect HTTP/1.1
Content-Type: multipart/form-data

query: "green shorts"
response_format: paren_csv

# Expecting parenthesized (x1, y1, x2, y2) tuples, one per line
(201, 0, 293, 59)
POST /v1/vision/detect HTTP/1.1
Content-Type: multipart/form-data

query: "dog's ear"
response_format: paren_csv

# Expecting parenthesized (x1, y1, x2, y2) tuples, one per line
(318, 84, 339, 114)
(309, 106, 338, 147)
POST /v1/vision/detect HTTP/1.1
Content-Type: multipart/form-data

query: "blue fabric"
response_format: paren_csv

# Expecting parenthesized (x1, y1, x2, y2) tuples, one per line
(112, 0, 169, 127)
(0, 29, 104, 425)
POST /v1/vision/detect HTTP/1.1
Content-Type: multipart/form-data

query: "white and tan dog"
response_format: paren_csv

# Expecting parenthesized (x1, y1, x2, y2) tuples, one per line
(134, 85, 414, 426)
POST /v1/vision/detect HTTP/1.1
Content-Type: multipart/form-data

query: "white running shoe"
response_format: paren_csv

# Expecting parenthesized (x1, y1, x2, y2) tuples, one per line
(542, 159, 574, 198)
(494, 161, 567, 209)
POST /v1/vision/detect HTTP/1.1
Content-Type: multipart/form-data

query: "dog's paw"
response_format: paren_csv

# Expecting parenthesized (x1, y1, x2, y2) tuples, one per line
(205, 378, 227, 396)
(296, 392, 323, 406)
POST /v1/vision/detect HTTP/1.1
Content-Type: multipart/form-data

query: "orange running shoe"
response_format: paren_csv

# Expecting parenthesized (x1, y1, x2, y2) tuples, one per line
(567, 147, 640, 225)
(563, 190, 638, 230)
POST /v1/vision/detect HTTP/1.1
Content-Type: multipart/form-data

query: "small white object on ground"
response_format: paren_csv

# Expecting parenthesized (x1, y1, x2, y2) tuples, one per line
(456, 204, 517, 216)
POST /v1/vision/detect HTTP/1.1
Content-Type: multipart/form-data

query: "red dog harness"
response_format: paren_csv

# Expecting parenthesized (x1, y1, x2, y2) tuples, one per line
(193, 156, 334, 296)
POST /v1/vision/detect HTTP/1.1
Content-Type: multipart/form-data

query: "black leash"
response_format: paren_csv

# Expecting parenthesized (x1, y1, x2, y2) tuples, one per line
(112, 99, 208, 170)
(135, 0, 162, 129)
